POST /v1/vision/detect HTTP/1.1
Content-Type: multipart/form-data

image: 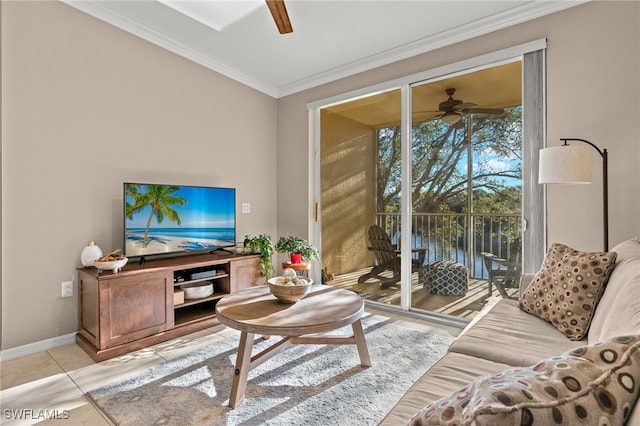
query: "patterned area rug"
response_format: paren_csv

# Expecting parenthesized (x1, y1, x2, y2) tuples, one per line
(87, 318, 453, 425)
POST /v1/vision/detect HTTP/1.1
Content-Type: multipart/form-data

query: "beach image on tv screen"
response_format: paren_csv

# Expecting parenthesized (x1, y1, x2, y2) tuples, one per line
(124, 183, 235, 257)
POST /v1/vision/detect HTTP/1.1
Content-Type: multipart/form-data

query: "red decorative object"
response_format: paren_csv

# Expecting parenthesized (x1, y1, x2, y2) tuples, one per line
(290, 253, 303, 264)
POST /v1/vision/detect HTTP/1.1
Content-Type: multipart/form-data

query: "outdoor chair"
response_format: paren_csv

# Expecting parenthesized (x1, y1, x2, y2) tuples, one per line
(357, 224, 427, 289)
(481, 251, 521, 299)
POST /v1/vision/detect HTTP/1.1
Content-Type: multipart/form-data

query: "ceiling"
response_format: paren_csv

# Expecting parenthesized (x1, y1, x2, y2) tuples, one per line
(327, 61, 522, 127)
(64, 0, 585, 98)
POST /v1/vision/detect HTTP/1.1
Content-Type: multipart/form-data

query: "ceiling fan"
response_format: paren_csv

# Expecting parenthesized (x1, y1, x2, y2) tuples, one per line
(427, 88, 505, 127)
(266, 0, 293, 34)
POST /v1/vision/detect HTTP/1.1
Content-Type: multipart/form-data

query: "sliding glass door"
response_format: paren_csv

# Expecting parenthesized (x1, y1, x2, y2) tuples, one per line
(319, 89, 403, 308)
(409, 64, 523, 315)
(313, 42, 545, 322)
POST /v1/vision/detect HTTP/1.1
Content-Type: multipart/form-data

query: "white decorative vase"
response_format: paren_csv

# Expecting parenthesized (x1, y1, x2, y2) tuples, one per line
(81, 241, 102, 267)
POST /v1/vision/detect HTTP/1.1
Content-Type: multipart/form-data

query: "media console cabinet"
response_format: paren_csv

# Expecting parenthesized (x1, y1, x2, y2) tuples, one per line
(76, 252, 260, 362)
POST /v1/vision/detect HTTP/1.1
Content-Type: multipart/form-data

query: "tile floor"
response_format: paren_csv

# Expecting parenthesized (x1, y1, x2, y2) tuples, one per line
(0, 307, 462, 426)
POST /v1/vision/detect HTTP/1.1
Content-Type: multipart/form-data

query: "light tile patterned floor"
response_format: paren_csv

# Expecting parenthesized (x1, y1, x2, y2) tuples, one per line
(0, 308, 461, 425)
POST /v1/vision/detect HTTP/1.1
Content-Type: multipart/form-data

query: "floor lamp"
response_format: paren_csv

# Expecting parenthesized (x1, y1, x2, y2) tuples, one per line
(538, 138, 609, 251)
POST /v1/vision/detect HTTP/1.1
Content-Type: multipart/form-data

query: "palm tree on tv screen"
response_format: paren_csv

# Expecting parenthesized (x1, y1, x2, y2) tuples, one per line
(125, 184, 187, 248)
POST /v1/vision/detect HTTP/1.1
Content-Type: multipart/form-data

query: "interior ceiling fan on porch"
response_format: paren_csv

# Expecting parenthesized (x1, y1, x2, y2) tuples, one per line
(426, 88, 505, 127)
(266, 0, 293, 34)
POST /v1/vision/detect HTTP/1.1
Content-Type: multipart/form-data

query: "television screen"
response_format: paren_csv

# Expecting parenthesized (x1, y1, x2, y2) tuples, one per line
(124, 183, 236, 258)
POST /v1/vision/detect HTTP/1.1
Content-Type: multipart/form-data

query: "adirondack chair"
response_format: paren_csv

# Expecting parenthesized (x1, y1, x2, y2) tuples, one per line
(480, 250, 521, 299)
(357, 225, 427, 289)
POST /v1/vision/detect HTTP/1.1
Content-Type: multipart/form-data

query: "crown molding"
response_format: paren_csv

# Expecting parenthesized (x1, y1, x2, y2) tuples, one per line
(63, 0, 587, 99)
(276, 1, 587, 97)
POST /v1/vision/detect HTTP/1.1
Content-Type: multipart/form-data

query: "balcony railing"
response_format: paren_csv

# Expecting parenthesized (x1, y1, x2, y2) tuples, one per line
(375, 212, 522, 279)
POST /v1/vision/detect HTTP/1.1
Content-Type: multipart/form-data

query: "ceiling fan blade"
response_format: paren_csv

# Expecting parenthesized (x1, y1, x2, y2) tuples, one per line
(452, 119, 465, 129)
(461, 107, 505, 114)
(453, 102, 477, 110)
(266, 0, 293, 34)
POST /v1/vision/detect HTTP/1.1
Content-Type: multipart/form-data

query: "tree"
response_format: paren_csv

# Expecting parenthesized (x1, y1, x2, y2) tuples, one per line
(376, 106, 522, 215)
(125, 184, 187, 248)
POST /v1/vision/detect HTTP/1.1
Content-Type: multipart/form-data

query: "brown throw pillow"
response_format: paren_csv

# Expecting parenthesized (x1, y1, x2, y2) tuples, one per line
(518, 243, 617, 340)
(408, 335, 640, 426)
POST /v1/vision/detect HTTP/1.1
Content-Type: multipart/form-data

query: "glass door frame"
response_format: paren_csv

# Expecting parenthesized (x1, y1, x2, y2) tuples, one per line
(309, 39, 546, 314)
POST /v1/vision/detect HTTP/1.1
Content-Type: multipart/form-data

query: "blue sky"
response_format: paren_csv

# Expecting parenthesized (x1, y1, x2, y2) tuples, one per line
(125, 185, 235, 229)
(457, 148, 521, 188)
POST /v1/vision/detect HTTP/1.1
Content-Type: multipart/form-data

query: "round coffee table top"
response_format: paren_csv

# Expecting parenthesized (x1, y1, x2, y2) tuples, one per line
(215, 284, 364, 336)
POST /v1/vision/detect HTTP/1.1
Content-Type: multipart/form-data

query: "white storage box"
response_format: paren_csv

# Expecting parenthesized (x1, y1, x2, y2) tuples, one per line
(180, 282, 214, 299)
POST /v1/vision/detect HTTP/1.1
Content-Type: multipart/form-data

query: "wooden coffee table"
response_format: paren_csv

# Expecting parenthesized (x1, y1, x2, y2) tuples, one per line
(215, 284, 371, 408)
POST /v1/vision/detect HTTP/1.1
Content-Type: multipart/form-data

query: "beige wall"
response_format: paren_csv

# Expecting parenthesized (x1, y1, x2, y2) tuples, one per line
(320, 110, 376, 276)
(277, 1, 640, 257)
(1, 2, 277, 349)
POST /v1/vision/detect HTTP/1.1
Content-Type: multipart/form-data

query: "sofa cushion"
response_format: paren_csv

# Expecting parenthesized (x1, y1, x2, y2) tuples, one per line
(449, 298, 584, 367)
(379, 352, 512, 426)
(589, 238, 640, 344)
(518, 243, 617, 340)
(408, 335, 640, 426)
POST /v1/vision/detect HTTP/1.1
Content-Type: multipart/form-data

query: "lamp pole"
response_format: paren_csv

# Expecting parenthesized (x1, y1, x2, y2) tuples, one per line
(559, 138, 609, 251)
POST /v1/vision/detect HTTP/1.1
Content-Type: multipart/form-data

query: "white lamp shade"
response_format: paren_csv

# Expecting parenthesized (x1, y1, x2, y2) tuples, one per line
(539, 145, 593, 184)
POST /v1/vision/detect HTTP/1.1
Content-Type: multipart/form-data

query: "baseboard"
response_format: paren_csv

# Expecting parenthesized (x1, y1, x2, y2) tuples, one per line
(0, 333, 77, 362)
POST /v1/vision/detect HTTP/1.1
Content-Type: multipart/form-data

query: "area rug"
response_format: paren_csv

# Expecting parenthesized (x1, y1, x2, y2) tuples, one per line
(87, 318, 453, 425)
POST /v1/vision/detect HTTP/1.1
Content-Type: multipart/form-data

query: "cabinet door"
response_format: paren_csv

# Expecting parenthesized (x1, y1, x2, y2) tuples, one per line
(99, 270, 173, 349)
(78, 271, 100, 348)
(229, 257, 260, 292)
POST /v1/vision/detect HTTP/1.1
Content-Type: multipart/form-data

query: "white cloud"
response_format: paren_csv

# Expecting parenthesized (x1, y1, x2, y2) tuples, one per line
(479, 158, 511, 173)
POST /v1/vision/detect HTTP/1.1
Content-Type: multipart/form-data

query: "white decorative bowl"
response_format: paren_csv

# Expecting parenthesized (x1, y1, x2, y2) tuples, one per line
(181, 282, 214, 299)
(94, 258, 128, 273)
(267, 276, 313, 303)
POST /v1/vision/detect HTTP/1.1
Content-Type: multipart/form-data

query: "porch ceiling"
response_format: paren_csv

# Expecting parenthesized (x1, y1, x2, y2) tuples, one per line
(326, 61, 522, 128)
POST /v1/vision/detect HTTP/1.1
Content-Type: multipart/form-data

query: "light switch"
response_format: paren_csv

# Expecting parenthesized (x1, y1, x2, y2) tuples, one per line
(62, 281, 74, 298)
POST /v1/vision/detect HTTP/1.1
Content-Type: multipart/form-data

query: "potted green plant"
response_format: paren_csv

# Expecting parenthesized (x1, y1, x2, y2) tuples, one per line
(243, 234, 275, 279)
(275, 235, 319, 264)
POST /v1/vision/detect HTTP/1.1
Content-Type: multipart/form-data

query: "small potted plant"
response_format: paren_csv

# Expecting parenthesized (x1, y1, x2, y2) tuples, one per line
(243, 234, 275, 279)
(275, 234, 319, 264)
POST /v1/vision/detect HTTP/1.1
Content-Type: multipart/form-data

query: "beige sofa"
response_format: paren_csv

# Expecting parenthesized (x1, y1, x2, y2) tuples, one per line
(381, 237, 640, 425)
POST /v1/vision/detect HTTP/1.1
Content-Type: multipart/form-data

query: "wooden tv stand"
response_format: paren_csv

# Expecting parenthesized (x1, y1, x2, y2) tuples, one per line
(76, 252, 260, 362)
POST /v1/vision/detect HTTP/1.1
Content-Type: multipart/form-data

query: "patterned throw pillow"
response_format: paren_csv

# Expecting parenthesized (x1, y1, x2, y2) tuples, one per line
(407, 335, 640, 426)
(518, 243, 617, 340)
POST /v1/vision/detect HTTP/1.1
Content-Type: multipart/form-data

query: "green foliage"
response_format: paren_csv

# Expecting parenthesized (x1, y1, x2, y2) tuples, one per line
(125, 184, 187, 248)
(243, 234, 275, 279)
(473, 187, 521, 214)
(275, 235, 319, 260)
(377, 106, 523, 215)
(375, 108, 523, 254)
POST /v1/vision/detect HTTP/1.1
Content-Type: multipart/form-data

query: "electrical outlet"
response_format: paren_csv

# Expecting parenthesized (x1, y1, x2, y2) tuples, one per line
(241, 203, 251, 213)
(61, 281, 74, 298)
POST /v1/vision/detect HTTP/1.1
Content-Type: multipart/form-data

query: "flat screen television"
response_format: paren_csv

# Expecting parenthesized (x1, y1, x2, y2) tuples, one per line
(124, 183, 236, 259)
